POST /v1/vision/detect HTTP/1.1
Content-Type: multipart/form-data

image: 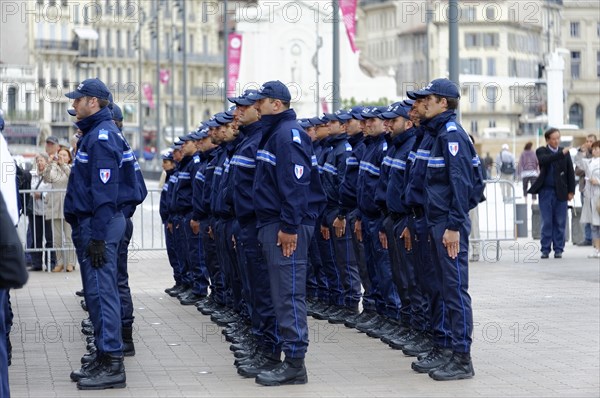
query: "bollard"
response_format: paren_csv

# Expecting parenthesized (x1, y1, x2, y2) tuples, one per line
(515, 203, 528, 238)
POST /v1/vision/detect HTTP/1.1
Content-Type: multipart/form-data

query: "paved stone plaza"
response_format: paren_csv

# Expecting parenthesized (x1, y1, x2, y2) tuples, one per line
(8, 239, 600, 397)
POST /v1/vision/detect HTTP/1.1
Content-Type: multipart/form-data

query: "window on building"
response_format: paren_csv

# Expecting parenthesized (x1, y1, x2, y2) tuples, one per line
(107, 68, 112, 85)
(569, 103, 584, 128)
(106, 30, 112, 50)
(203, 35, 208, 54)
(488, 120, 496, 128)
(571, 51, 581, 79)
(597, 22, 600, 37)
(483, 33, 499, 48)
(487, 58, 496, 76)
(470, 120, 478, 135)
(465, 33, 479, 48)
(460, 58, 482, 75)
(486, 86, 498, 111)
(570, 22, 580, 37)
(189, 34, 194, 53)
(7, 87, 17, 114)
(116, 30, 122, 51)
(485, 7, 495, 20)
(596, 105, 600, 130)
(464, 6, 476, 22)
(73, 4, 79, 24)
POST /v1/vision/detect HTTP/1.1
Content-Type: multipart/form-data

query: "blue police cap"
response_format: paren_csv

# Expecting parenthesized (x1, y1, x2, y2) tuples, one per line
(248, 80, 291, 102)
(162, 151, 174, 161)
(333, 109, 352, 122)
(349, 106, 365, 120)
(111, 103, 124, 121)
(361, 106, 386, 119)
(65, 78, 111, 100)
(215, 112, 234, 125)
(179, 135, 194, 142)
(228, 89, 258, 106)
(409, 78, 460, 99)
(206, 118, 220, 128)
(403, 99, 415, 107)
(381, 102, 411, 120)
(309, 116, 327, 126)
(298, 119, 312, 129)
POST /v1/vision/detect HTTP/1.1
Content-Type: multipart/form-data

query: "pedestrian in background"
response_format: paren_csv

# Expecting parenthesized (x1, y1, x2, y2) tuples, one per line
(575, 134, 597, 246)
(518, 142, 539, 201)
(575, 140, 600, 258)
(528, 128, 576, 259)
(496, 144, 515, 202)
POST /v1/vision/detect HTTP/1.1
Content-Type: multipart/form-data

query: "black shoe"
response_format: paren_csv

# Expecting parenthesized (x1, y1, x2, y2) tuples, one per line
(82, 325, 94, 336)
(176, 288, 194, 301)
(255, 358, 308, 386)
(328, 308, 359, 324)
(412, 346, 453, 373)
(356, 315, 384, 333)
(81, 350, 97, 365)
(554, 252, 562, 259)
(429, 352, 474, 381)
(380, 325, 410, 345)
(167, 285, 187, 297)
(71, 355, 103, 382)
(180, 293, 206, 306)
(234, 350, 263, 367)
(366, 319, 399, 338)
(578, 240, 593, 246)
(75, 289, 85, 297)
(345, 310, 377, 328)
(237, 355, 281, 378)
(122, 326, 135, 357)
(312, 305, 339, 320)
(199, 301, 226, 315)
(402, 334, 433, 357)
(86, 336, 95, 345)
(388, 329, 419, 350)
(81, 318, 93, 328)
(80, 300, 88, 312)
(213, 312, 240, 327)
(77, 355, 127, 390)
(541, 252, 549, 259)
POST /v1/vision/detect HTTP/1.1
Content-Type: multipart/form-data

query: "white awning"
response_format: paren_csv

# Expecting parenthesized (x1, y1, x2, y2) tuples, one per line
(73, 27, 99, 41)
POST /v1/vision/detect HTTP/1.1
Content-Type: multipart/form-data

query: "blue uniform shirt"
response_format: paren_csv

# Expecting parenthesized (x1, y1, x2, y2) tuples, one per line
(338, 132, 366, 216)
(253, 109, 326, 234)
(321, 133, 352, 207)
(65, 106, 141, 240)
(357, 133, 388, 219)
(403, 125, 435, 208)
(424, 110, 484, 230)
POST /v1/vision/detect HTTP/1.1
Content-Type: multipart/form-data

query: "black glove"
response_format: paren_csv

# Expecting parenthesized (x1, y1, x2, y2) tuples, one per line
(87, 239, 106, 268)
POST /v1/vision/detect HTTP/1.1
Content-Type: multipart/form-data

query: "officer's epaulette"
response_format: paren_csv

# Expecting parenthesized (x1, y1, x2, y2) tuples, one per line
(193, 154, 200, 163)
(98, 129, 109, 141)
(446, 122, 458, 133)
(291, 128, 302, 145)
(345, 142, 352, 152)
(382, 141, 388, 151)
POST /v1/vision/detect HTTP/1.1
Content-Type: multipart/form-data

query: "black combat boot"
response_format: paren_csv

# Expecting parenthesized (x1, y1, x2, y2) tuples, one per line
(429, 352, 474, 381)
(411, 346, 453, 373)
(77, 354, 127, 390)
(237, 353, 281, 378)
(255, 357, 308, 386)
(71, 353, 103, 382)
(122, 326, 135, 357)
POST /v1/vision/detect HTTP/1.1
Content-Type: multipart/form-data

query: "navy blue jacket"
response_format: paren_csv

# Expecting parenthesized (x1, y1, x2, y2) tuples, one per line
(64, 106, 142, 240)
(338, 132, 366, 216)
(231, 121, 262, 226)
(160, 169, 175, 223)
(376, 128, 416, 215)
(321, 133, 352, 208)
(214, 136, 243, 219)
(199, 146, 222, 221)
(403, 126, 435, 209)
(192, 149, 214, 221)
(357, 133, 388, 219)
(169, 153, 201, 216)
(424, 110, 485, 230)
(253, 109, 326, 234)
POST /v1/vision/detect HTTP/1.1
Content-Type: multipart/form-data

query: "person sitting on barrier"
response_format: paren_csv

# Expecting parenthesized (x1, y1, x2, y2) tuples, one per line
(518, 142, 539, 202)
(42, 146, 75, 272)
(575, 140, 600, 258)
(528, 128, 576, 259)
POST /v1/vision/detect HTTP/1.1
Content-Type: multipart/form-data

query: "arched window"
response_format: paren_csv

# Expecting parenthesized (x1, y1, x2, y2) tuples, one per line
(596, 104, 600, 130)
(7, 86, 17, 114)
(569, 103, 584, 128)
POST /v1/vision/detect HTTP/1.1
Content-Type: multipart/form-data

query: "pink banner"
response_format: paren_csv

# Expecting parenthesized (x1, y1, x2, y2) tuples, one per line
(160, 69, 171, 84)
(143, 83, 155, 109)
(340, 0, 358, 53)
(321, 97, 329, 114)
(227, 33, 243, 97)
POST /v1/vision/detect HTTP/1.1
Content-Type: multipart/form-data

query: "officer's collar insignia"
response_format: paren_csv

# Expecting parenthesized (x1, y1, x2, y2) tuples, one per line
(99, 168, 111, 184)
(446, 122, 457, 132)
(292, 129, 302, 144)
(98, 129, 109, 140)
(294, 164, 304, 179)
(448, 142, 459, 157)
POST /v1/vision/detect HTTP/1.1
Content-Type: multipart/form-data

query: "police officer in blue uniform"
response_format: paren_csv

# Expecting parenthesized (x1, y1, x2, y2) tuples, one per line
(376, 102, 417, 345)
(318, 110, 363, 324)
(250, 81, 326, 386)
(411, 78, 484, 380)
(160, 149, 182, 294)
(64, 78, 143, 390)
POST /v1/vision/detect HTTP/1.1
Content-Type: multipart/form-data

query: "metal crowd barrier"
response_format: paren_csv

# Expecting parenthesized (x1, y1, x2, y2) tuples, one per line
(470, 179, 518, 261)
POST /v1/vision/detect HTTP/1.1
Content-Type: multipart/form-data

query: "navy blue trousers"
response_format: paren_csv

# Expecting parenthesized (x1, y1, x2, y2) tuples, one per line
(0, 289, 9, 398)
(429, 221, 473, 353)
(164, 223, 182, 286)
(117, 217, 134, 328)
(202, 218, 226, 305)
(348, 210, 374, 312)
(215, 218, 241, 310)
(539, 187, 568, 254)
(316, 219, 343, 306)
(258, 223, 312, 359)
(78, 214, 125, 355)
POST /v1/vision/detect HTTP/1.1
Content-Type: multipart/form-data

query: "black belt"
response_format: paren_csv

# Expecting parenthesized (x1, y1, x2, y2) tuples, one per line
(410, 206, 425, 219)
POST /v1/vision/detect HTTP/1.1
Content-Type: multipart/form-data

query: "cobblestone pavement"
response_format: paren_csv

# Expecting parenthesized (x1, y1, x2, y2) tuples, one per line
(8, 240, 600, 397)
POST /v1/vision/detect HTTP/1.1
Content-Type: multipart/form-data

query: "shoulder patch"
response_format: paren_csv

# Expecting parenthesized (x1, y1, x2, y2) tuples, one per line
(382, 142, 388, 152)
(345, 142, 352, 152)
(448, 141, 459, 157)
(98, 129, 109, 141)
(446, 122, 457, 132)
(193, 154, 200, 163)
(292, 129, 302, 144)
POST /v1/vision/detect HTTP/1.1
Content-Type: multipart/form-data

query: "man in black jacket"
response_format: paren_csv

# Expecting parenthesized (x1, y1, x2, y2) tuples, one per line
(528, 128, 576, 259)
